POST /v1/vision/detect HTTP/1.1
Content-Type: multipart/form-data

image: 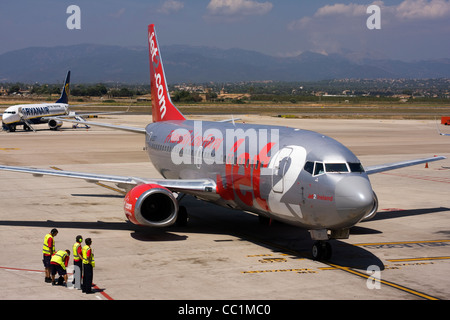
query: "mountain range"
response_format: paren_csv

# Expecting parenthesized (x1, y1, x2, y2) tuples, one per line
(0, 44, 449, 84)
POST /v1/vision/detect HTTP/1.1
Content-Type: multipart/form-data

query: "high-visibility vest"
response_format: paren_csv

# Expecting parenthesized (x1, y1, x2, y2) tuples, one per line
(51, 250, 68, 270)
(42, 234, 55, 255)
(73, 242, 81, 261)
(82, 245, 95, 267)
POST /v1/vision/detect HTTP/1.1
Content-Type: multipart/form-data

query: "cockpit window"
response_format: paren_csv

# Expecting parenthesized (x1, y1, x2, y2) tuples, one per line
(304, 161, 314, 174)
(314, 162, 324, 176)
(348, 162, 365, 173)
(306, 161, 365, 176)
(325, 163, 349, 173)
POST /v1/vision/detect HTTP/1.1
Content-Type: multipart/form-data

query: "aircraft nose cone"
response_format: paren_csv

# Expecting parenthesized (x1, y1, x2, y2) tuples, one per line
(335, 176, 374, 226)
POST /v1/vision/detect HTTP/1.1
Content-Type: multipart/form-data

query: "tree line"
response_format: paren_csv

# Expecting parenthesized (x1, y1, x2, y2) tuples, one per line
(3, 83, 148, 97)
(2, 79, 449, 101)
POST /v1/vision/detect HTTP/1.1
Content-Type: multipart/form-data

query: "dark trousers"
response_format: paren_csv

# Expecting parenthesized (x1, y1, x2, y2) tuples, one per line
(82, 264, 93, 293)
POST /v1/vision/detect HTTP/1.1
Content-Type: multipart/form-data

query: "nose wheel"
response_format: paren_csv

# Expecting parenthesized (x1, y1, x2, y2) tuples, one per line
(312, 241, 332, 260)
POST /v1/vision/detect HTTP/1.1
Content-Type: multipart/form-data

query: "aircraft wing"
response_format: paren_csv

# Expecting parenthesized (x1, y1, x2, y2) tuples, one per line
(47, 116, 146, 134)
(49, 115, 238, 133)
(216, 117, 241, 123)
(64, 105, 131, 117)
(0, 165, 216, 195)
(365, 156, 446, 175)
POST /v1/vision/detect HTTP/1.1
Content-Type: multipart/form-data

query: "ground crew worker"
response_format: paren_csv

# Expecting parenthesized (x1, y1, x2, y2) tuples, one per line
(82, 238, 95, 294)
(50, 249, 70, 286)
(42, 228, 58, 283)
(72, 235, 83, 289)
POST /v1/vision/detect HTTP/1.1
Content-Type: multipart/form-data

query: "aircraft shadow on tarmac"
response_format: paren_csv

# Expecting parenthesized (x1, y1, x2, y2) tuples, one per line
(2, 198, 447, 271)
(368, 207, 450, 221)
(349, 207, 450, 235)
(0, 217, 382, 270)
(0, 219, 187, 242)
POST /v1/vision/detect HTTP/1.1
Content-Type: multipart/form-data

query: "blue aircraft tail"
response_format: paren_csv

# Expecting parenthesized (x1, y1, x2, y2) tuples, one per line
(56, 71, 71, 104)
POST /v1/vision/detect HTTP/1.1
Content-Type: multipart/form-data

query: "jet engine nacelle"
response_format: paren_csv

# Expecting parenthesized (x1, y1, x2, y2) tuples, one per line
(48, 119, 63, 130)
(124, 184, 178, 227)
(361, 192, 378, 221)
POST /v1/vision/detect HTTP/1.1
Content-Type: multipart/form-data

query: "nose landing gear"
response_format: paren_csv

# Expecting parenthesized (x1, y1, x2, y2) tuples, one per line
(2, 122, 15, 132)
(311, 241, 332, 261)
(309, 229, 333, 260)
(309, 228, 350, 260)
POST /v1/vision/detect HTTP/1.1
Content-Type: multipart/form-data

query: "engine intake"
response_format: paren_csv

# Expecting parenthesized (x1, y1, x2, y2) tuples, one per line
(48, 119, 63, 130)
(124, 184, 178, 227)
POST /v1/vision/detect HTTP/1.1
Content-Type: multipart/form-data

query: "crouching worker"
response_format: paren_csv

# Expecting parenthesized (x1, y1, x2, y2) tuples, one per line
(50, 250, 70, 286)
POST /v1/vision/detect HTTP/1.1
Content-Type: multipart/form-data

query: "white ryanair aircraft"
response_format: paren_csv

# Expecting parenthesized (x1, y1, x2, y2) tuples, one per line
(0, 24, 446, 260)
(1, 71, 89, 132)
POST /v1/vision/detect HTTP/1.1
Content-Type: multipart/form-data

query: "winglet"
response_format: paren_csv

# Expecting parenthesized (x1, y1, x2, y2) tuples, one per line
(148, 24, 185, 122)
(56, 71, 71, 104)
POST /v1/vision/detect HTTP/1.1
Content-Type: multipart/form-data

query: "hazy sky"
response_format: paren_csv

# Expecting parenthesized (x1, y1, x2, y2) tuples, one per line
(1, 0, 449, 61)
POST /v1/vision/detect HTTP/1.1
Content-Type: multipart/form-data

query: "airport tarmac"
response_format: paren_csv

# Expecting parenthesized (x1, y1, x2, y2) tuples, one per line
(0, 114, 449, 302)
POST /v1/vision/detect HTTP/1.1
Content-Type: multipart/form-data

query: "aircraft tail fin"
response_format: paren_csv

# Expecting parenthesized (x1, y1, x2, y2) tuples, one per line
(148, 24, 185, 122)
(56, 71, 71, 104)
